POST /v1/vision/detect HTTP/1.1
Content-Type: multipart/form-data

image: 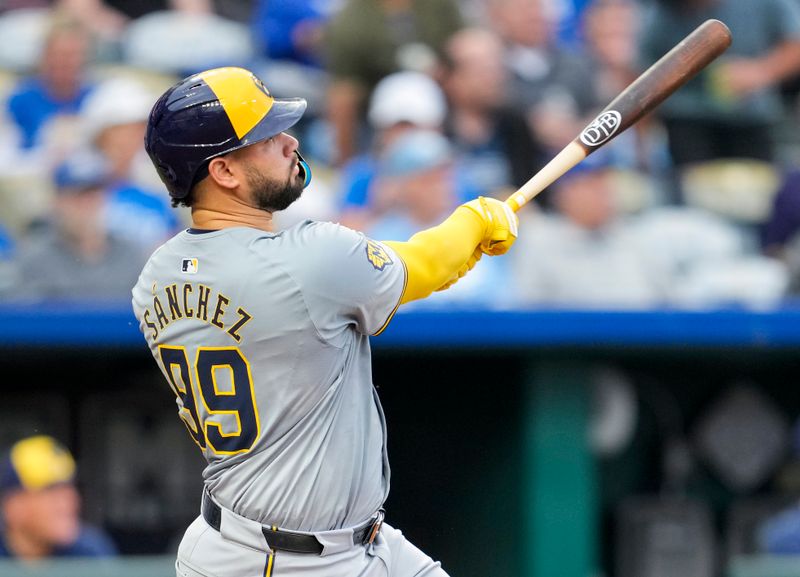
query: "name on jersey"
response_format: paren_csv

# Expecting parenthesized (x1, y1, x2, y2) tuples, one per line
(142, 282, 253, 343)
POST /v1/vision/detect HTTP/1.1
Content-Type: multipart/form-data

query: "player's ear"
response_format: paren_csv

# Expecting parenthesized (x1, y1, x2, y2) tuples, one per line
(207, 156, 240, 191)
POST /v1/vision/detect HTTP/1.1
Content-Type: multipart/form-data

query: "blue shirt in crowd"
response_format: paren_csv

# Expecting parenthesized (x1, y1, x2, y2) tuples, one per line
(7, 79, 93, 149)
(0, 227, 13, 259)
(251, 0, 328, 66)
(340, 154, 479, 211)
(105, 182, 179, 250)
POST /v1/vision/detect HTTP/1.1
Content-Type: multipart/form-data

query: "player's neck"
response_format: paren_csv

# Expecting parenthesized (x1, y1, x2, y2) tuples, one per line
(191, 192, 275, 233)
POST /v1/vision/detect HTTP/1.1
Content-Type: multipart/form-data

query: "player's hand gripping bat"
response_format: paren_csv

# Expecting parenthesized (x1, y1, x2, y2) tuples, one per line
(505, 19, 733, 212)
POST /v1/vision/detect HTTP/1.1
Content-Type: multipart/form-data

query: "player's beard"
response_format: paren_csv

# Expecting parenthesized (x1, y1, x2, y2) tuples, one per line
(245, 162, 304, 213)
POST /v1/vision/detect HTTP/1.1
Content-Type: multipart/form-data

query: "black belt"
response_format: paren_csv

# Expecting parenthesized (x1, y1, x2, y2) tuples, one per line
(201, 490, 384, 555)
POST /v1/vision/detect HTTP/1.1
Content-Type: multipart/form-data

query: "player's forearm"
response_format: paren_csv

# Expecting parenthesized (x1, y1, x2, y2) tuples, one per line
(384, 207, 484, 304)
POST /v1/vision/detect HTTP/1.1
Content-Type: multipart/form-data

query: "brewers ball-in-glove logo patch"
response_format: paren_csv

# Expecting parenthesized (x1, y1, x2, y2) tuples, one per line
(365, 240, 393, 271)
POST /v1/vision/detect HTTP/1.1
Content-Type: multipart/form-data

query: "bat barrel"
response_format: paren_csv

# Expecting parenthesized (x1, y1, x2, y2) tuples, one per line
(579, 18, 732, 156)
(505, 19, 732, 211)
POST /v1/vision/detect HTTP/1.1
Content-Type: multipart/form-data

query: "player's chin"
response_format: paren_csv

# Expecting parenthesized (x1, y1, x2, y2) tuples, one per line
(270, 181, 304, 212)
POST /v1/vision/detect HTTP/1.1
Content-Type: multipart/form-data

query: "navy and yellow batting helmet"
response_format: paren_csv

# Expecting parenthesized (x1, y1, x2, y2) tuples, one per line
(145, 67, 311, 200)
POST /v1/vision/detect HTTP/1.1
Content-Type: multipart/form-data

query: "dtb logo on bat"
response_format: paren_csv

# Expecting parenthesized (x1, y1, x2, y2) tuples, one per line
(579, 111, 622, 147)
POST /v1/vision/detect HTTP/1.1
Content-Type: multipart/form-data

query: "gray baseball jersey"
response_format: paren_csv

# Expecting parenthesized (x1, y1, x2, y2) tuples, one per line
(131, 222, 405, 532)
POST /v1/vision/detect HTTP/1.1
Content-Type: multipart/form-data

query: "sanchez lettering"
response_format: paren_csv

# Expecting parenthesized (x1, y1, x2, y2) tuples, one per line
(144, 283, 253, 343)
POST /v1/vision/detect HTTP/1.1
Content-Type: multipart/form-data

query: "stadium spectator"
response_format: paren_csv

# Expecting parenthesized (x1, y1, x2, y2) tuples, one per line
(322, 0, 464, 166)
(120, 0, 253, 75)
(366, 128, 514, 307)
(251, 0, 333, 67)
(511, 153, 666, 308)
(0, 435, 117, 560)
(248, 0, 338, 156)
(52, 0, 252, 41)
(484, 0, 599, 153)
(553, 0, 594, 48)
(56, 0, 128, 42)
(582, 0, 641, 105)
(581, 0, 671, 180)
(513, 150, 789, 309)
(5, 16, 94, 152)
(0, 15, 97, 237)
(0, 2, 126, 58)
(7, 150, 146, 301)
(79, 77, 179, 250)
(366, 129, 461, 240)
(438, 26, 546, 200)
(337, 70, 452, 231)
(762, 168, 800, 258)
(640, 0, 800, 166)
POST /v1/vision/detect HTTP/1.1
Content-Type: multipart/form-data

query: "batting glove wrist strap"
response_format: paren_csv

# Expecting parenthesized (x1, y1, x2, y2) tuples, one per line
(461, 197, 519, 256)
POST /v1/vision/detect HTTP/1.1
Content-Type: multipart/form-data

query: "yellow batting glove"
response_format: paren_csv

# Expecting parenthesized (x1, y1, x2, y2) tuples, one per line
(461, 197, 519, 256)
(437, 247, 482, 291)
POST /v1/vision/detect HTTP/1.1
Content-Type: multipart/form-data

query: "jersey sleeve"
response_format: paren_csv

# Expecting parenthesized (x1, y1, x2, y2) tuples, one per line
(283, 221, 406, 339)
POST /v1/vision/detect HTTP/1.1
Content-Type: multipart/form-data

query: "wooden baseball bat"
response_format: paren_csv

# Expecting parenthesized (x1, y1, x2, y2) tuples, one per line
(505, 18, 732, 212)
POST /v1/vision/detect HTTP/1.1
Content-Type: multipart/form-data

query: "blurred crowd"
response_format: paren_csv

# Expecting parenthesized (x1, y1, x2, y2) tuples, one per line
(0, 0, 800, 309)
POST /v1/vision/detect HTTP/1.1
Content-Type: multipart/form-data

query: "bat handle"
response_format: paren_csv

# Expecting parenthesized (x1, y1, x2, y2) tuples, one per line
(504, 141, 588, 212)
(506, 196, 522, 212)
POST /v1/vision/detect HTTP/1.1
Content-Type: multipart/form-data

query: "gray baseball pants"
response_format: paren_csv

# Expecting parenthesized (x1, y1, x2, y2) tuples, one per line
(175, 505, 449, 577)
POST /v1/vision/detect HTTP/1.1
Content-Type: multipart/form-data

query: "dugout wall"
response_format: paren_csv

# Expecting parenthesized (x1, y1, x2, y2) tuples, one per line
(2, 305, 800, 577)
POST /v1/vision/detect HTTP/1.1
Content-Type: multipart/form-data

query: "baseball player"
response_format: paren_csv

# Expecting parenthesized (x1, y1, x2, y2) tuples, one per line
(132, 67, 518, 577)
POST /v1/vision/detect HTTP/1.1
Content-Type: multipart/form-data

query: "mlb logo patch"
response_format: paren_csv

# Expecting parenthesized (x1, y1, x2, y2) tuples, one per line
(181, 258, 199, 274)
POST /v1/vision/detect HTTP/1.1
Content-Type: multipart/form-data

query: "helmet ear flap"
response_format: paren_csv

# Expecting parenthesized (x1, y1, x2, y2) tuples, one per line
(296, 151, 312, 189)
(156, 160, 179, 188)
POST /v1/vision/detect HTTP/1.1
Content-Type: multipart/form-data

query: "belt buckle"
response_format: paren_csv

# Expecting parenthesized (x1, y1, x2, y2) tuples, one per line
(367, 509, 385, 545)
